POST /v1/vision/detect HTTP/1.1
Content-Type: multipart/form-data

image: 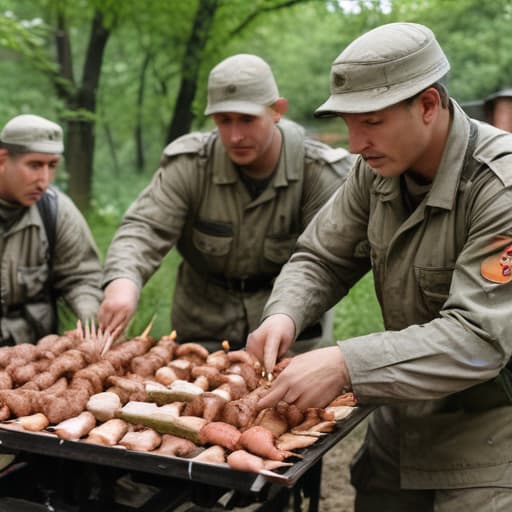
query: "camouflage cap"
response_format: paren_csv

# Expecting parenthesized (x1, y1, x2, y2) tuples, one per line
(315, 22, 450, 116)
(0, 114, 64, 154)
(205, 54, 279, 116)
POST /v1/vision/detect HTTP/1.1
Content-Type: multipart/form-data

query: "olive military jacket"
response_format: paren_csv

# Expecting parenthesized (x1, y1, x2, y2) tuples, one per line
(0, 188, 103, 344)
(103, 120, 351, 346)
(263, 102, 512, 488)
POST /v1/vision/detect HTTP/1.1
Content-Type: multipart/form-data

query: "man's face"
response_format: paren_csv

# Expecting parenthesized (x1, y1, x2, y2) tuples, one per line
(211, 108, 280, 174)
(340, 98, 431, 178)
(0, 152, 59, 206)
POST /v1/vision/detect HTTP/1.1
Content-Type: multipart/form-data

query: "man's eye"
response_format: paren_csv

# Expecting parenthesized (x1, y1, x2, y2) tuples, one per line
(365, 119, 381, 125)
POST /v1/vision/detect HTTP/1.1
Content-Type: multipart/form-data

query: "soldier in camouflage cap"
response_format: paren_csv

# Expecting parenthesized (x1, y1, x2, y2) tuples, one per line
(0, 114, 102, 344)
(99, 54, 353, 353)
(248, 23, 512, 511)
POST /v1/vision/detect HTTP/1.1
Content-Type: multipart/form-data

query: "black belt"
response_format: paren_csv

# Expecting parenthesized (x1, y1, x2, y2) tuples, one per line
(208, 274, 275, 293)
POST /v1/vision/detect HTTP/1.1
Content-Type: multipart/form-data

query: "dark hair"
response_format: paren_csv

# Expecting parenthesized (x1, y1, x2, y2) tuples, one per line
(404, 80, 449, 109)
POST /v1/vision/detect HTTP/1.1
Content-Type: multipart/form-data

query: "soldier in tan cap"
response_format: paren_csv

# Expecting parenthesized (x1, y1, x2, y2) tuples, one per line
(247, 23, 512, 511)
(0, 114, 103, 345)
(99, 54, 352, 350)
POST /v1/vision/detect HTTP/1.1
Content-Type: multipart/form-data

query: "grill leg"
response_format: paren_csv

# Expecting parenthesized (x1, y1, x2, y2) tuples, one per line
(293, 458, 322, 512)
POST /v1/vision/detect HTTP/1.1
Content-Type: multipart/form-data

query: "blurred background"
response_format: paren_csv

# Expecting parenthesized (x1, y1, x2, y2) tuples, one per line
(1, 0, 511, 339)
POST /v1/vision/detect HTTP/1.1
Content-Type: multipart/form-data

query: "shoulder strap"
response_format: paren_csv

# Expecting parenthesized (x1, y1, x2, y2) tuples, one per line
(36, 187, 58, 332)
(36, 187, 58, 264)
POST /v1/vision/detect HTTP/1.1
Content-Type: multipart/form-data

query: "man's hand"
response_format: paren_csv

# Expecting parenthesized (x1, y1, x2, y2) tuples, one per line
(97, 278, 139, 340)
(257, 346, 350, 410)
(246, 314, 296, 376)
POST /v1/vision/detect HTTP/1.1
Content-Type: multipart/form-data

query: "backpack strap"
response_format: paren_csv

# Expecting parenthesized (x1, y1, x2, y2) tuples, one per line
(36, 187, 58, 333)
(36, 186, 58, 263)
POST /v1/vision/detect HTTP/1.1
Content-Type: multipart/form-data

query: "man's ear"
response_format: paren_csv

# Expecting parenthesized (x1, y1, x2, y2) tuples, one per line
(271, 98, 289, 121)
(419, 88, 440, 124)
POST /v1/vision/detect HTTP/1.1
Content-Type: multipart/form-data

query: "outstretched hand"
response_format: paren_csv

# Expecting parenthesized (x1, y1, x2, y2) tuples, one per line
(246, 314, 296, 376)
(97, 278, 139, 340)
(257, 346, 350, 410)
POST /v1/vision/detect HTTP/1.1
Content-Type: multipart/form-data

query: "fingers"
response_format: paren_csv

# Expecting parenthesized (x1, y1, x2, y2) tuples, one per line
(257, 379, 288, 410)
(263, 333, 281, 376)
(245, 331, 264, 363)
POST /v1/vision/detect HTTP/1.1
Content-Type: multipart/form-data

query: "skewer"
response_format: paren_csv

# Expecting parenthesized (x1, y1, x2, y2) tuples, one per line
(140, 314, 157, 340)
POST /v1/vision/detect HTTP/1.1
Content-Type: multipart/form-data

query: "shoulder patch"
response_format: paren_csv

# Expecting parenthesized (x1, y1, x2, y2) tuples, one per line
(162, 132, 208, 158)
(481, 238, 512, 283)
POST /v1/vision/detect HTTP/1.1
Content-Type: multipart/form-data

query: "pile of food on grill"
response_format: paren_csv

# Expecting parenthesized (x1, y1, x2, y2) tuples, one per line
(0, 321, 358, 477)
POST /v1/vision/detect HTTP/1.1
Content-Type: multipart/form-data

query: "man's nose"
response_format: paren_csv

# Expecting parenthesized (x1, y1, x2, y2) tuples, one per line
(347, 126, 369, 154)
(37, 166, 52, 187)
(230, 122, 244, 143)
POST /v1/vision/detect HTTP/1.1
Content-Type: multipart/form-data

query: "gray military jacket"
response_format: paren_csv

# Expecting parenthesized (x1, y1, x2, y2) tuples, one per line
(103, 120, 351, 347)
(0, 188, 103, 344)
(264, 102, 512, 488)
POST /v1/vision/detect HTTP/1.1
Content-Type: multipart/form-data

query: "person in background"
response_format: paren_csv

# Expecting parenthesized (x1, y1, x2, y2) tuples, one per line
(98, 53, 352, 352)
(483, 88, 512, 131)
(247, 22, 512, 511)
(0, 114, 103, 345)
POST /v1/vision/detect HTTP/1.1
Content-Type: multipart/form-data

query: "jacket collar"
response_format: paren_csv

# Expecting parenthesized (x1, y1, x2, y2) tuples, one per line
(4, 203, 41, 237)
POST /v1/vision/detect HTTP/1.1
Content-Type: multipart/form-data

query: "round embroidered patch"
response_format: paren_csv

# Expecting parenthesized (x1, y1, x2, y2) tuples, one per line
(481, 244, 512, 283)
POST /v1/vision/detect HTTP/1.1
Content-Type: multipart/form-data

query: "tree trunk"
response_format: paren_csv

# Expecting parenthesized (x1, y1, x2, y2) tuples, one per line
(54, 10, 111, 211)
(165, 0, 219, 143)
(134, 52, 152, 172)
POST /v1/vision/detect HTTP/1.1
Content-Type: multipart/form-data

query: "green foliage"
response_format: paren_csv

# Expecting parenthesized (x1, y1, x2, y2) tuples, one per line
(334, 272, 383, 340)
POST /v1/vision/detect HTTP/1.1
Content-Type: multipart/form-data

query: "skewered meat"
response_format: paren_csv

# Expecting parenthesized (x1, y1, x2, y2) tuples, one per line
(199, 421, 241, 451)
(51, 411, 96, 440)
(152, 434, 199, 458)
(222, 386, 269, 431)
(119, 428, 161, 451)
(168, 359, 192, 381)
(252, 408, 288, 438)
(276, 433, 319, 451)
(226, 363, 259, 391)
(174, 343, 209, 364)
(206, 351, 230, 371)
(0, 371, 12, 390)
(154, 366, 178, 386)
(11, 413, 49, 432)
(86, 418, 129, 446)
(192, 445, 226, 464)
(227, 450, 292, 473)
(238, 426, 300, 462)
(86, 392, 122, 422)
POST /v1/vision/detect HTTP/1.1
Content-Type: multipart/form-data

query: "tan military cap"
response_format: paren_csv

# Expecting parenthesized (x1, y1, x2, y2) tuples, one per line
(205, 54, 279, 116)
(315, 22, 450, 116)
(0, 114, 64, 154)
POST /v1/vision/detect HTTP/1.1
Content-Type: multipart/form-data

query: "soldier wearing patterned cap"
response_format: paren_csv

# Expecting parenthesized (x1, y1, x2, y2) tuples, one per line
(0, 114, 102, 345)
(99, 53, 353, 351)
(248, 23, 512, 511)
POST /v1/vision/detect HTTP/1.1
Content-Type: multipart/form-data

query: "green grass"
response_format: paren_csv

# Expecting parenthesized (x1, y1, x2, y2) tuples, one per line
(334, 272, 384, 341)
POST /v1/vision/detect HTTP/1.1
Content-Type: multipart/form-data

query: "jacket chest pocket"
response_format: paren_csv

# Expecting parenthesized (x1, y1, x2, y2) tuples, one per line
(17, 264, 49, 299)
(192, 229, 233, 257)
(263, 235, 297, 265)
(415, 266, 454, 315)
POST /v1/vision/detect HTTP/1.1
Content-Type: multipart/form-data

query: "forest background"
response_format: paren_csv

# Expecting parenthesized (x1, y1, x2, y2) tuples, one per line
(1, 0, 511, 340)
